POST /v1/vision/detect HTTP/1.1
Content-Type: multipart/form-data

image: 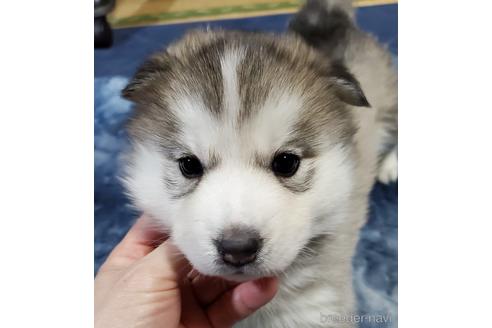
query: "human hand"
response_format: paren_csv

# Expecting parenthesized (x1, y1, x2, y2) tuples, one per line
(95, 215, 278, 328)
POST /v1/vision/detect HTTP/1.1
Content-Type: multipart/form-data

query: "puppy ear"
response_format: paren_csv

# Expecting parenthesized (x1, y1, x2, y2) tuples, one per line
(329, 63, 370, 107)
(122, 53, 172, 102)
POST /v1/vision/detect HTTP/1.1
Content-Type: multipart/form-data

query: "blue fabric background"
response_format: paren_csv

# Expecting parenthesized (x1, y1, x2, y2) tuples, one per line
(95, 4, 397, 327)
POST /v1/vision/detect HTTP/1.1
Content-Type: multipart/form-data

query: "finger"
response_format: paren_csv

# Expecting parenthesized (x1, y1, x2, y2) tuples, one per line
(102, 214, 168, 269)
(191, 274, 238, 306)
(113, 240, 192, 298)
(138, 238, 193, 284)
(115, 214, 168, 253)
(206, 277, 278, 328)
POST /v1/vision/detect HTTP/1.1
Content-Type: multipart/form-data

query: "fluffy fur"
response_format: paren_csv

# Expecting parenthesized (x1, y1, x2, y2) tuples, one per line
(122, 0, 397, 327)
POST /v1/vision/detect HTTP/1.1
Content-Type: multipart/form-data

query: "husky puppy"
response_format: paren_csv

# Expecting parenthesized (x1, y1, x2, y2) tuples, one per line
(122, 0, 397, 327)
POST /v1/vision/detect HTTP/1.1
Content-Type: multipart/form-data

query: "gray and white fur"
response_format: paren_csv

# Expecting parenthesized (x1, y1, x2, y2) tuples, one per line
(122, 0, 397, 327)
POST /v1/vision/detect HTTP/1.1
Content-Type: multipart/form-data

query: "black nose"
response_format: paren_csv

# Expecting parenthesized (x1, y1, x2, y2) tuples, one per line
(215, 228, 262, 267)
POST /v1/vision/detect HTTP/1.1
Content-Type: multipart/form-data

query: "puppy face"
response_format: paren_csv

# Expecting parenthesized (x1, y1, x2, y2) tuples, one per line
(123, 31, 367, 281)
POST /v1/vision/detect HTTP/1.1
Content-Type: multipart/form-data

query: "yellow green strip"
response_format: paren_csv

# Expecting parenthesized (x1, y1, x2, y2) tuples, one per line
(109, 0, 397, 29)
(111, 1, 300, 27)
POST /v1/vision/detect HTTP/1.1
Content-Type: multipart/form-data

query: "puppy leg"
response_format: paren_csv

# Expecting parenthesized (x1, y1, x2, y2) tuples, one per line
(378, 147, 397, 184)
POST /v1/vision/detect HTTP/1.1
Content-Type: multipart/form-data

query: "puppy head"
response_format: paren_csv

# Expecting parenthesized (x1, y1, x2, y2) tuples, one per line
(122, 30, 367, 281)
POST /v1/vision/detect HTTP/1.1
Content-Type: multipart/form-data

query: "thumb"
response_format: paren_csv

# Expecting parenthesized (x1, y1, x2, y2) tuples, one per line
(206, 277, 278, 328)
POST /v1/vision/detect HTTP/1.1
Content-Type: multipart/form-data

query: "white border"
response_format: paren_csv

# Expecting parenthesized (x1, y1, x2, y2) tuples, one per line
(400, 1, 492, 327)
(0, 1, 93, 327)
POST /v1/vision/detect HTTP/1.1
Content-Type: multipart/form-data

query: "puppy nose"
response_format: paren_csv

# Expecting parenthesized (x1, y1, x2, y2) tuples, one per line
(215, 228, 262, 267)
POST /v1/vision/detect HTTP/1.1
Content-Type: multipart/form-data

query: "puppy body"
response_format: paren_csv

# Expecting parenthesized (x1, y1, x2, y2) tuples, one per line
(122, 1, 397, 327)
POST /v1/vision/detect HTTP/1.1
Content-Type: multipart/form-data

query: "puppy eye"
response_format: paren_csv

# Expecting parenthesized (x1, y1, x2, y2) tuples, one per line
(178, 156, 204, 178)
(271, 153, 301, 177)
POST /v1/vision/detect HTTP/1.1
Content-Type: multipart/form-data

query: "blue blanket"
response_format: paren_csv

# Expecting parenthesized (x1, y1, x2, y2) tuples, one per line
(95, 5, 397, 327)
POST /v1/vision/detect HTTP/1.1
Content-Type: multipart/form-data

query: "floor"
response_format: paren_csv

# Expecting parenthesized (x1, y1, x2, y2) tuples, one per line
(95, 3, 398, 327)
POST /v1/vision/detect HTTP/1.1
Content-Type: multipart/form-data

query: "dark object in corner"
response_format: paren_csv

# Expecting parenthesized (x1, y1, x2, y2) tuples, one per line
(95, 16, 113, 48)
(95, 0, 115, 48)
